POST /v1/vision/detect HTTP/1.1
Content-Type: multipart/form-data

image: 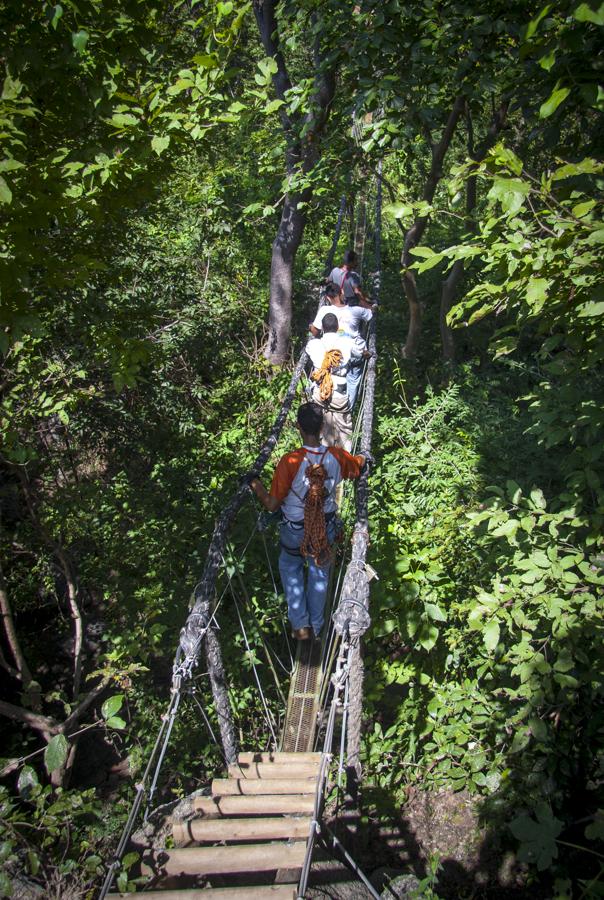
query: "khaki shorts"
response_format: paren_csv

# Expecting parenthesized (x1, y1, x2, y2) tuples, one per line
(312, 386, 352, 452)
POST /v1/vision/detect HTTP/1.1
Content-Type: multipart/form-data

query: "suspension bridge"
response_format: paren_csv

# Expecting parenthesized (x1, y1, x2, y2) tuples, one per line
(99, 167, 383, 900)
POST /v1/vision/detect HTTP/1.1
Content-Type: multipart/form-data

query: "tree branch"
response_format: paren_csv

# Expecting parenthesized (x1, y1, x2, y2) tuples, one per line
(16, 469, 84, 702)
(0, 699, 59, 738)
(401, 95, 465, 360)
(0, 555, 34, 688)
(440, 99, 510, 361)
(253, 0, 295, 134)
(63, 676, 111, 732)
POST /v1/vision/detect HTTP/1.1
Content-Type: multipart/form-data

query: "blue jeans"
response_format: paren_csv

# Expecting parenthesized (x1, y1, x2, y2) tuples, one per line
(278, 519, 336, 635)
(347, 363, 363, 409)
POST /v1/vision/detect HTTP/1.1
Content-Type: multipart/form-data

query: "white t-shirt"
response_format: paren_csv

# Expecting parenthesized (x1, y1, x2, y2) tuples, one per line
(311, 304, 372, 341)
(305, 333, 359, 389)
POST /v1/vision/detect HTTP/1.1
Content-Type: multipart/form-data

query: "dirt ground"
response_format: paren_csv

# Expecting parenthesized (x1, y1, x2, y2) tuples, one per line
(322, 786, 538, 899)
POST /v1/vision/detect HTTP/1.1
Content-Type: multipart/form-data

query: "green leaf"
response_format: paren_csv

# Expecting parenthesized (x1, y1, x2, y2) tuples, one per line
(526, 278, 551, 312)
(573, 2, 604, 25)
(524, 4, 552, 40)
(384, 202, 413, 219)
(106, 715, 127, 730)
(484, 620, 500, 651)
(585, 228, 604, 245)
(101, 694, 124, 720)
(48, 4, 63, 29)
(578, 301, 604, 317)
(1, 75, 22, 101)
(540, 84, 571, 118)
(72, 30, 89, 53)
(529, 717, 548, 742)
(538, 49, 556, 71)
(572, 199, 596, 217)
(488, 177, 530, 215)
(0, 872, 12, 897)
(27, 850, 40, 877)
(417, 622, 439, 651)
(510, 804, 562, 871)
(17, 765, 39, 800)
(552, 157, 603, 180)
(110, 112, 138, 128)
(424, 602, 447, 622)
(151, 134, 170, 156)
(0, 175, 12, 204)
(44, 733, 68, 775)
(530, 487, 547, 509)
(492, 518, 519, 539)
(0, 158, 25, 173)
(192, 54, 217, 68)
(510, 726, 531, 754)
(585, 811, 604, 841)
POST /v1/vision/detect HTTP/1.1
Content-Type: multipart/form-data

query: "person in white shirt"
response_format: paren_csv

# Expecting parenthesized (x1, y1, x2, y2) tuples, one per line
(305, 313, 361, 451)
(309, 282, 376, 408)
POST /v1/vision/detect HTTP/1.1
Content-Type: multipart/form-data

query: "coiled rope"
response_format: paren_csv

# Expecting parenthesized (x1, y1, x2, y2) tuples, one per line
(310, 348, 343, 402)
(299, 463, 331, 565)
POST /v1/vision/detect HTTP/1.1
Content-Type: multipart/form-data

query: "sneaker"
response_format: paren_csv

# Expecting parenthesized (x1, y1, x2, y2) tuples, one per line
(292, 627, 311, 640)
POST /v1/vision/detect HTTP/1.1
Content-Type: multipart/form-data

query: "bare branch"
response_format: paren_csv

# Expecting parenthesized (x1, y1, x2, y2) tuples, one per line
(0, 699, 59, 738)
(0, 556, 34, 688)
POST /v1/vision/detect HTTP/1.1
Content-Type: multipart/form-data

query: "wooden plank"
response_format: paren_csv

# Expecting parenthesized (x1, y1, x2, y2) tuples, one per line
(228, 763, 319, 780)
(142, 841, 306, 876)
(109, 886, 296, 899)
(193, 794, 315, 817)
(238, 752, 320, 764)
(212, 778, 315, 797)
(173, 815, 312, 846)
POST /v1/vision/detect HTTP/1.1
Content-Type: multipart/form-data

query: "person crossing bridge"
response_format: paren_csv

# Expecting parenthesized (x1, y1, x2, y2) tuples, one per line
(246, 402, 369, 641)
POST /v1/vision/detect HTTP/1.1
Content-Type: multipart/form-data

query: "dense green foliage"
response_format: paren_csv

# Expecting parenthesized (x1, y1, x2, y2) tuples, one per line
(1, 0, 603, 897)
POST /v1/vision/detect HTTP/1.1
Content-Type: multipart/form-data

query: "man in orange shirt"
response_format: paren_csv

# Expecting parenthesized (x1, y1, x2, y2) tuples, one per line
(247, 403, 370, 640)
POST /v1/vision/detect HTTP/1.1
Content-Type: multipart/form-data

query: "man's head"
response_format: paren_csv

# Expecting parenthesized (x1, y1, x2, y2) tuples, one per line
(344, 250, 358, 267)
(325, 282, 341, 302)
(297, 402, 323, 439)
(322, 312, 338, 333)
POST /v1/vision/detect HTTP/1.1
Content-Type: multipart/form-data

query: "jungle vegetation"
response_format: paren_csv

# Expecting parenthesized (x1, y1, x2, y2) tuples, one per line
(0, 0, 603, 896)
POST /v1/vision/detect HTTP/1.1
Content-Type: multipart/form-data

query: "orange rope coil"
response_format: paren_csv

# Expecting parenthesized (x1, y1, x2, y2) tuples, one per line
(300, 464, 332, 566)
(311, 348, 343, 402)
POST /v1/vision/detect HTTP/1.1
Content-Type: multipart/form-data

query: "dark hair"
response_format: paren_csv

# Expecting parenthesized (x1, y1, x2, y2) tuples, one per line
(297, 402, 323, 436)
(322, 312, 338, 333)
(344, 250, 357, 266)
(325, 282, 340, 299)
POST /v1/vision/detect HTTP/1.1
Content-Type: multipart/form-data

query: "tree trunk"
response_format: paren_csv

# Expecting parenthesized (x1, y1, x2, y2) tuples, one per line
(254, 0, 337, 364)
(266, 192, 307, 364)
(438, 100, 509, 361)
(401, 96, 465, 359)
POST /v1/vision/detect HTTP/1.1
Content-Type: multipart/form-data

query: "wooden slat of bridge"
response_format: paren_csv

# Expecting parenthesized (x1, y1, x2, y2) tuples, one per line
(109, 752, 320, 898)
